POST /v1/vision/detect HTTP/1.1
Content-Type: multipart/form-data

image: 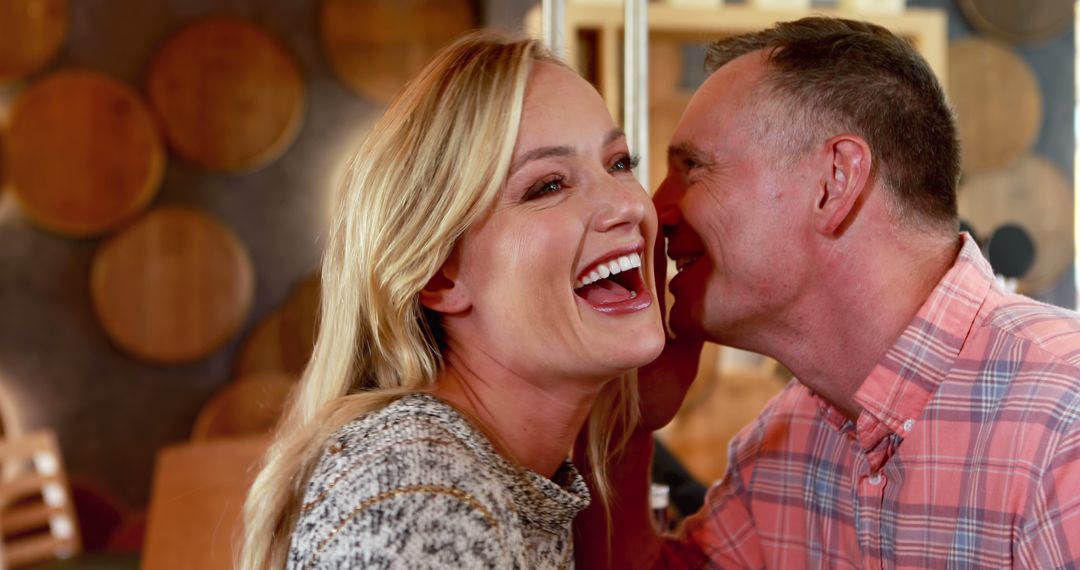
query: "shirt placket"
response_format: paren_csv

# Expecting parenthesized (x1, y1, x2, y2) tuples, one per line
(856, 463, 889, 570)
(854, 427, 899, 570)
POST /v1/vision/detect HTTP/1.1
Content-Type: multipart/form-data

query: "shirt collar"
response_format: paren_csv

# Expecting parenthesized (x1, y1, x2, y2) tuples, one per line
(820, 234, 994, 461)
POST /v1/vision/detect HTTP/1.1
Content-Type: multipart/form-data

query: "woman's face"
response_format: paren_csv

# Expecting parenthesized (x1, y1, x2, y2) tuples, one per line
(441, 61, 665, 386)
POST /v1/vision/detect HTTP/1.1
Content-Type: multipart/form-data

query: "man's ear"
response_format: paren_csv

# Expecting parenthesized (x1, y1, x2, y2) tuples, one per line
(418, 251, 471, 314)
(814, 135, 872, 235)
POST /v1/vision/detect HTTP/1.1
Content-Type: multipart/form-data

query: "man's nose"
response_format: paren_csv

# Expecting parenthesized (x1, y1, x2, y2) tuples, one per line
(653, 174, 684, 228)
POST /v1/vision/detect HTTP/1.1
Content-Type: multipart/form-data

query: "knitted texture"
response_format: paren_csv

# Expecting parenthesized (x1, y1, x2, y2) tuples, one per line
(287, 393, 590, 569)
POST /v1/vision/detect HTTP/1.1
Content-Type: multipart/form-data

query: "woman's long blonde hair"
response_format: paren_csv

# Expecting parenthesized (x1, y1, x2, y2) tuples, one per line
(240, 33, 640, 569)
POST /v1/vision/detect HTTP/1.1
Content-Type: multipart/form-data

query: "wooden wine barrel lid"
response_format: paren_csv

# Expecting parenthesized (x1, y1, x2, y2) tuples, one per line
(5, 70, 164, 236)
(0, 0, 68, 82)
(279, 273, 320, 377)
(146, 18, 305, 172)
(233, 310, 288, 379)
(232, 274, 319, 379)
(958, 154, 1072, 295)
(191, 373, 294, 441)
(321, 0, 476, 103)
(0, 127, 5, 195)
(947, 38, 1042, 176)
(90, 207, 255, 363)
(958, 0, 1073, 44)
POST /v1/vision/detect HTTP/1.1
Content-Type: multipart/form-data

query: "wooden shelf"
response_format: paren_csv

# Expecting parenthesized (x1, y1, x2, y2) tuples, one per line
(526, 3, 947, 123)
(525, 2, 946, 192)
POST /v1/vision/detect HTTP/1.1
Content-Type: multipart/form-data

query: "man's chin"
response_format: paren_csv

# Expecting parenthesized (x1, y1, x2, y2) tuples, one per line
(667, 306, 706, 341)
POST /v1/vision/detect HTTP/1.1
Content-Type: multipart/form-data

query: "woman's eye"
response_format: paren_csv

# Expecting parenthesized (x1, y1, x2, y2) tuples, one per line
(524, 176, 564, 200)
(609, 154, 640, 173)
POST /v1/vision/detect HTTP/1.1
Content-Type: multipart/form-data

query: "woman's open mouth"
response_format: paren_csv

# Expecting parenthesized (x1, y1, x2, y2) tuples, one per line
(572, 249, 652, 314)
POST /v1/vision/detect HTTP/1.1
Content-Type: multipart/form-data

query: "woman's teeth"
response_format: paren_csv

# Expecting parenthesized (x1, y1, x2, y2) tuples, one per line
(574, 252, 642, 289)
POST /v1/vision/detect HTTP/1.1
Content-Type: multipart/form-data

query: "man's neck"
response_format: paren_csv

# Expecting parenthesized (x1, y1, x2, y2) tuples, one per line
(767, 232, 961, 420)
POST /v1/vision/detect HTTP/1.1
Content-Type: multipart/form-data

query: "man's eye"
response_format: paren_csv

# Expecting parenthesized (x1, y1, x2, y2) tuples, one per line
(609, 154, 640, 173)
(524, 176, 564, 200)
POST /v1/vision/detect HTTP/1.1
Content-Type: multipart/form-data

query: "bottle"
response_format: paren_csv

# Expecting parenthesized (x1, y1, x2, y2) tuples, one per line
(650, 482, 671, 532)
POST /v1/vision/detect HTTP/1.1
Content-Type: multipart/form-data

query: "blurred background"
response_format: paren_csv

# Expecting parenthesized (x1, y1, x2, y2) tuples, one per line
(0, 0, 1074, 567)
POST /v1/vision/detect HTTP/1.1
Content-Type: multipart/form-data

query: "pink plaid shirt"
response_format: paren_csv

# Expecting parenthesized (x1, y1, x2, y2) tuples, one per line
(663, 235, 1080, 569)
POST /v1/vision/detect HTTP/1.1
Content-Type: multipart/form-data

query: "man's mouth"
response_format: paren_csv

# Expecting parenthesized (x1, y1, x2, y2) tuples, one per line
(572, 248, 648, 310)
(673, 254, 702, 273)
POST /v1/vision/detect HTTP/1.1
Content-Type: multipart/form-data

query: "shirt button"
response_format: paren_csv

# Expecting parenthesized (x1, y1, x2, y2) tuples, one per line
(867, 473, 883, 486)
(903, 419, 915, 432)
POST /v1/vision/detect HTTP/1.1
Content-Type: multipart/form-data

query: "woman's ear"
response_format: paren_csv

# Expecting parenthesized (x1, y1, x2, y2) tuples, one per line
(418, 251, 471, 314)
(813, 134, 872, 235)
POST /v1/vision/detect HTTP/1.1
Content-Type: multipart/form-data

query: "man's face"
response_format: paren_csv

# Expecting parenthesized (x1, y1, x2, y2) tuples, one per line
(654, 52, 815, 345)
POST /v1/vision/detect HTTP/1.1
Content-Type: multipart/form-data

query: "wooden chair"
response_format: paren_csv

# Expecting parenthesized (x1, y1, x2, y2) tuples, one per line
(0, 431, 81, 569)
(142, 437, 269, 570)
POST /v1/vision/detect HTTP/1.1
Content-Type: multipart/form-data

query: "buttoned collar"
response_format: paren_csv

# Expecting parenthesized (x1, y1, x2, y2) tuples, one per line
(816, 234, 994, 470)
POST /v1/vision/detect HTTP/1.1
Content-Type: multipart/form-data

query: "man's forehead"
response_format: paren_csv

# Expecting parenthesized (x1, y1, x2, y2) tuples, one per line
(702, 54, 767, 100)
(669, 89, 725, 156)
(671, 53, 768, 145)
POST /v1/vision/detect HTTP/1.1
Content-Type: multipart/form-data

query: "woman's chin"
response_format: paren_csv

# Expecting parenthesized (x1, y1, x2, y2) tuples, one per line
(595, 328, 667, 374)
(635, 328, 668, 366)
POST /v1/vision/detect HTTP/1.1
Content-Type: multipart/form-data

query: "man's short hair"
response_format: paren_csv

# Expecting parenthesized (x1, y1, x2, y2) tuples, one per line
(707, 17, 960, 231)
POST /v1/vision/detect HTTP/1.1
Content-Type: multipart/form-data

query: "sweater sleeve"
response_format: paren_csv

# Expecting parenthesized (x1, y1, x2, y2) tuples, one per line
(290, 484, 515, 570)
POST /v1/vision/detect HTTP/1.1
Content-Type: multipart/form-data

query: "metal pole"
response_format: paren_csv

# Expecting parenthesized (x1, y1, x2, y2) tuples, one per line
(624, 0, 649, 188)
(541, 0, 566, 58)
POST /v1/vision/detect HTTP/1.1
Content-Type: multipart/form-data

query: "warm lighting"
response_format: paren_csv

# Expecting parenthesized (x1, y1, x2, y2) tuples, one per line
(0, 370, 28, 438)
(1, 86, 11, 200)
(1074, 0, 1079, 308)
(320, 115, 375, 231)
(0, 192, 21, 225)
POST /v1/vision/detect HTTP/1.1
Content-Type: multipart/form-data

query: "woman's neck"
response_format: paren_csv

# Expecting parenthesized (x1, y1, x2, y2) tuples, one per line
(430, 354, 606, 479)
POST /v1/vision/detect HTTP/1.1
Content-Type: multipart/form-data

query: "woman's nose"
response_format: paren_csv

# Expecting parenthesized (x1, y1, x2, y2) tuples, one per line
(592, 179, 648, 232)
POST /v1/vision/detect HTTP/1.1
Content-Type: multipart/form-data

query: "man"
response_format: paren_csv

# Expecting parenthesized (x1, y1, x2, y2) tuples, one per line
(574, 17, 1080, 568)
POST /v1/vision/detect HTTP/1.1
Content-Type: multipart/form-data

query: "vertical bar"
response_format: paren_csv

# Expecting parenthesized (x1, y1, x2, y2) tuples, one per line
(541, 0, 566, 58)
(623, 0, 649, 188)
(601, 26, 621, 122)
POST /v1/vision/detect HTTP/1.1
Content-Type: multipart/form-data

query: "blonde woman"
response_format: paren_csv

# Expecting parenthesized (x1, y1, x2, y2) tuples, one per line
(241, 33, 665, 569)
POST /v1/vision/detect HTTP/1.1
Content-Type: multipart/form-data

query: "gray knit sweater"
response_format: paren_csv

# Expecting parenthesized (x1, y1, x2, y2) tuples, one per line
(287, 393, 590, 569)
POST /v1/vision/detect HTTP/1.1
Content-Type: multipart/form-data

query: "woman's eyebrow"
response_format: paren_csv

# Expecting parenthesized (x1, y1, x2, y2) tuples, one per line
(510, 128, 627, 175)
(604, 128, 626, 146)
(510, 145, 574, 175)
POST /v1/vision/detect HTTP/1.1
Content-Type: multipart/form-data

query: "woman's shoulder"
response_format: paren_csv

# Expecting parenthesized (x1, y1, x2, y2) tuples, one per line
(289, 393, 522, 569)
(304, 393, 511, 499)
